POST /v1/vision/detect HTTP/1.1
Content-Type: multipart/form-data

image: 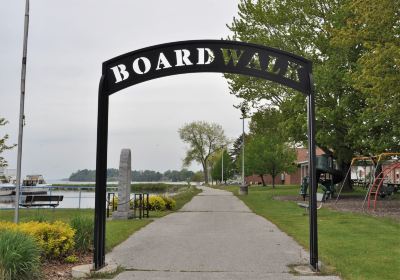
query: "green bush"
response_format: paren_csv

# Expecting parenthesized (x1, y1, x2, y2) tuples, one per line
(70, 216, 94, 252)
(161, 196, 176, 210)
(0, 230, 41, 280)
(148, 196, 166, 210)
(17, 221, 75, 259)
(0, 221, 75, 260)
(65, 255, 79, 263)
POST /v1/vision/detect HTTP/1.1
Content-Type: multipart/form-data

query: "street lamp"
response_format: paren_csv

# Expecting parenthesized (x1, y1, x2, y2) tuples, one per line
(239, 107, 248, 195)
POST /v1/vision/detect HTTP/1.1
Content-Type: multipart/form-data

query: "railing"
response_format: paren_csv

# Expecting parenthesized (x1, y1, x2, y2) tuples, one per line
(106, 192, 149, 219)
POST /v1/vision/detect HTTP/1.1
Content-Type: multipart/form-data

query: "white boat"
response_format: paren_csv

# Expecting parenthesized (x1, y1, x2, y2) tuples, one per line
(23, 174, 48, 186)
(0, 175, 49, 203)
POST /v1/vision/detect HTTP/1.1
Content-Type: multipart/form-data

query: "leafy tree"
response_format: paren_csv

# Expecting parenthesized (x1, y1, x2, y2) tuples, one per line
(249, 107, 287, 138)
(191, 170, 205, 182)
(244, 134, 296, 188)
(133, 170, 163, 182)
(178, 168, 195, 183)
(332, 0, 400, 154)
(163, 169, 194, 182)
(69, 169, 96, 181)
(178, 121, 228, 184)
(212, 149, 234, 183)
(0, 118, 16, 167)
(229, 133, 250, 176)
(225, 0, 400, 189)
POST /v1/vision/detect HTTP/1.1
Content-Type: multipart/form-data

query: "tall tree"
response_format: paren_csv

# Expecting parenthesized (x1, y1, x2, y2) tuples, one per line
(332, 0, 400, 154)
(0, 118, 16, 168)
(225, 0, 400, 189)
(191, 170, 205, 182)
(245, 134, 296, 188)
(212, 149, 234, 183)
(178, 121, 227, 184)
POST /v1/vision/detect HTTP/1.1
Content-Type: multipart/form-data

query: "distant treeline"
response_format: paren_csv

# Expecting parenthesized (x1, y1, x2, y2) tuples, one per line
(68, 168, 202, 182)
(50, 183, 191, 194)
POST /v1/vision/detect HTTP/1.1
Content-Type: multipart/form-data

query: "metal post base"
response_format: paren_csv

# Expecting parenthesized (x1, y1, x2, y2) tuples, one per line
(309, 261, 319, 272)
(239, 184, 248, 195)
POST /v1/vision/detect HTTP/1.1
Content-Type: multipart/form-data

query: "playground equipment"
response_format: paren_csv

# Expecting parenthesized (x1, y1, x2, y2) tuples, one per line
(335, 156, 375, 204)
(335, 153, 400, 210)
(300, 154, 344, 200)
(363, 153, 400, 210)
(350, 157, 376, 189)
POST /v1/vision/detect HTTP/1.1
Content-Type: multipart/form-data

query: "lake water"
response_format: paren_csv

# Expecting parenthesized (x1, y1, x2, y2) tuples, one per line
(0, 181, 197, 209)
(0, 191, 98, 209)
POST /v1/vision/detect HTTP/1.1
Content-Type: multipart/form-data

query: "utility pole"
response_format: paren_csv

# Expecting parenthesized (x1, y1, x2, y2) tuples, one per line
(239, 107, 248, 195)
(15, 0, 30, 223)
(221, 146, 224, 184)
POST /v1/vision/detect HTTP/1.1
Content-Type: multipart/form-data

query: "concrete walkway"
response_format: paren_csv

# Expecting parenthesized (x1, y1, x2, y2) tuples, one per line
(107, 186, 340, 279)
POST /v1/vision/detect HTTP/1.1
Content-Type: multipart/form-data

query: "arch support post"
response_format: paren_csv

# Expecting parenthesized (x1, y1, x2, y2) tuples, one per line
(307, 74, 318, 271)
(94, 76, 108, 270)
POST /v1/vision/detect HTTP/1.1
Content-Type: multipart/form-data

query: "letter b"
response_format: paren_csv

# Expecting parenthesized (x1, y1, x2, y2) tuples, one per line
(110, 64, 129, 83)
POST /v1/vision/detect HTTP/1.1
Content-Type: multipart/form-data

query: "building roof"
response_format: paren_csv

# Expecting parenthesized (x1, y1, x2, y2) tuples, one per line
(296, 147, 325, 163)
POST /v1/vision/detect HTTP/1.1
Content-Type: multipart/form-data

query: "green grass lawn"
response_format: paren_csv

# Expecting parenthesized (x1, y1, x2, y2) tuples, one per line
(219, 185, 399, 280)
(0, 186, 201, 253)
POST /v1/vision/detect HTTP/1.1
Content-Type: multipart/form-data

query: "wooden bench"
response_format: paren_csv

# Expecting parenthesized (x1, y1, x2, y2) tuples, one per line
(298, 193, 325, 211)
(20, 195, 64, 208)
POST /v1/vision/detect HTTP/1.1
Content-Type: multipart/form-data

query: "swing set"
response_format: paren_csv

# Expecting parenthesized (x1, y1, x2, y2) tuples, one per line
(335, 153, 400, 210)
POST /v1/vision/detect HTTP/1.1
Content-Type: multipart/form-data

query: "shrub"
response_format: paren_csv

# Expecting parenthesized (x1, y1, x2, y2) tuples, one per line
(148, 196, 166, 210)
(0, 230, 41, 280)
(161, 196, 176, 210)
(2, 221, 76, 259)
(0, 222, 17, 232)
(65, 255, 79, 263)
(70, 216, 94, 252)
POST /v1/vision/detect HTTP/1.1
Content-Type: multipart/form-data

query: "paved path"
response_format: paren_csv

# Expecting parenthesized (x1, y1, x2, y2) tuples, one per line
(108, 186, 340, 279)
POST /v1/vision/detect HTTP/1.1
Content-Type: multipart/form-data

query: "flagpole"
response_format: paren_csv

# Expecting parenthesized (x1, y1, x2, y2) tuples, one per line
(14, 0, 30, 223)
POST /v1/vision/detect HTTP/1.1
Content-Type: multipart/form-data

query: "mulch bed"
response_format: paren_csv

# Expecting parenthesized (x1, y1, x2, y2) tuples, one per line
(274, 194, 400, 221)
(42, 253, 92, 280)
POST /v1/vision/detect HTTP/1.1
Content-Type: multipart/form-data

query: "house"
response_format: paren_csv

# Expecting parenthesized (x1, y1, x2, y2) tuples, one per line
(245, 147, 325, 186)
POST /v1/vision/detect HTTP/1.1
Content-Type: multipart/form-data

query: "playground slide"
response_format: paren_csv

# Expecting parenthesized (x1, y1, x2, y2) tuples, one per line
(317, 168, 344, 185)
(300, 155, 345, 199)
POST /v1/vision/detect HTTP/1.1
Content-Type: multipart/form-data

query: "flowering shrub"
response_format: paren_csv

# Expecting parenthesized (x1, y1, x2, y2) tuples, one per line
(0, 221, 17, 232)
(148, 196, 166, 210)
(109, 194, 176, 211)
(0, 221, 75, 259)
(161, 196, 176, 210)
(65, 255, 79, 263)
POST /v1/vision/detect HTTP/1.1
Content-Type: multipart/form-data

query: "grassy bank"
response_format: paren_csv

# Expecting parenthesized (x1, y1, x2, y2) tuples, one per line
(0, 186, 201, 252)
(219, 185, 399, 280)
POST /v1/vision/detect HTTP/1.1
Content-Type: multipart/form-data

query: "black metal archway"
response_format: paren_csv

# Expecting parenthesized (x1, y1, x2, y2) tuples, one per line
(94, 40, 318, 270)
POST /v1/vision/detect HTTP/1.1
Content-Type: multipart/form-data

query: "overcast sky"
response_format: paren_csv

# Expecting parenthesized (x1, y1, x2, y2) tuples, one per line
(0, 1, 250, 180)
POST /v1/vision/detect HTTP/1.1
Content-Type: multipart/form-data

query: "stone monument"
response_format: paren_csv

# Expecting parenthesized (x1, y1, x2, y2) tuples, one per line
(112, 149, 134, 219)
